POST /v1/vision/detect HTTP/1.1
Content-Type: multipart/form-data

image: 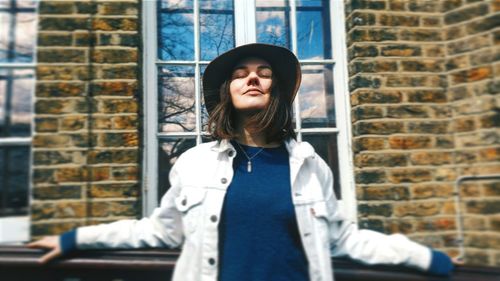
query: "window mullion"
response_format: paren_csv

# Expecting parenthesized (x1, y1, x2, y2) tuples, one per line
(194, 0, 202, 144)
(234, 0, 256, 45)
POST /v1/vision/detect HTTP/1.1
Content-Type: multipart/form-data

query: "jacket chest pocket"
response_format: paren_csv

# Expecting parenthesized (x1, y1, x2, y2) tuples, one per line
(308, 201, 331, 247)
(174, 187, 206, 234)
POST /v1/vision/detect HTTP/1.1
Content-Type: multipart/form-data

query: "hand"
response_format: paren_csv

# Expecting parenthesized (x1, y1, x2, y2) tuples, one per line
(452, 256, 465, 266)
(27, 236, 62, 263)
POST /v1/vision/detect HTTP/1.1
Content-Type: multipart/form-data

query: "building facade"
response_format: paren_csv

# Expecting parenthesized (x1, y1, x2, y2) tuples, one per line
(0, 0, 498, 267)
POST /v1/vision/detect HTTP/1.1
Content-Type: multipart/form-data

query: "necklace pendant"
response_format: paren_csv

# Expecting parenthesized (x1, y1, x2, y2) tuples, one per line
(247, 161, 252, 173)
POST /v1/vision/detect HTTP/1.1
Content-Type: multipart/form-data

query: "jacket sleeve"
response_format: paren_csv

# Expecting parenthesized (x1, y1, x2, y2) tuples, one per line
(75, 157, 185, 250)
(316, 157, 432, 272)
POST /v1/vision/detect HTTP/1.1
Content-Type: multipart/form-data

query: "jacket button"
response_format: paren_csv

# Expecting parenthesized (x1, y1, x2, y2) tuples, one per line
(181, 198, 187, 206)
(208, 258, 216, 265)
(228, 150, 235, 157)
(221, 178, 227, 184)
(210, 215, 218, 222)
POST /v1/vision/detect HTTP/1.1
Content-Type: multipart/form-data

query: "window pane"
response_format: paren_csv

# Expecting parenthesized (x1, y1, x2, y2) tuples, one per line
(16, 1, 38, 9)
(299, 64, 335, 128)
(199, 65, 210, 132)
(0, 11, 37, 63)
(199, 0, 235, 61)
(302, 133, 340, 199)
(158, 66, 196, 133)
(158, 138, 196, 203)
(296, 0, 332, 59)
(0, 69, 34, 137)
(157, 1, 194, 60)
(0, 145, 30, 217)
(256, 0, 291, 49)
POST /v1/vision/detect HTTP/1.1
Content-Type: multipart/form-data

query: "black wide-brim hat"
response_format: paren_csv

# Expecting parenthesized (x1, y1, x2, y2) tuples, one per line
(202, 43, 302, 116)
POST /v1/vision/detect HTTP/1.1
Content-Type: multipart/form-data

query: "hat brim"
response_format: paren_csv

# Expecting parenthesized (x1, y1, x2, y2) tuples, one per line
(202, 43, 301, 116)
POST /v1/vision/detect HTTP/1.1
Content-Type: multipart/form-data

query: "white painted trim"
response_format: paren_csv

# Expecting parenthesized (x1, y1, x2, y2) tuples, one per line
(0, 137, 32, 146)
(0, 216, 30, 244)
(234, 0, 256, 45)
(142, 0, 159, 216)
(330, 0, 357, 222)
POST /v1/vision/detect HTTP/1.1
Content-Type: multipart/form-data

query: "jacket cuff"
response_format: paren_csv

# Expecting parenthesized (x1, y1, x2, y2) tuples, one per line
(427, 249, 454, 276)
(60, 229, 77, 254)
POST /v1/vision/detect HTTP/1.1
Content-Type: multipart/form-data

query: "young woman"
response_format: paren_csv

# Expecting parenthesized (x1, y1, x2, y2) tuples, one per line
(28, 43, 455, 281)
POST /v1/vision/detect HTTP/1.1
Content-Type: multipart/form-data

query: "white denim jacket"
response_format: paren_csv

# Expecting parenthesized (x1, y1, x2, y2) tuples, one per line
(76, 139, 432, 281)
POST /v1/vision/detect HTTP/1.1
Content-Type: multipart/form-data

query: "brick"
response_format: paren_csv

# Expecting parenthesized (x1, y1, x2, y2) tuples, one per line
(406, 90, 447, 103)
(454, 150, 479, 164)
(36, 82, 85, 98)
(388, 168, 433, 183)
(491, 217, 500, 231)
(386, 105, 431, 118)
(112, 166, 138, 181)
(463, 217, 487, 231)
(447, 34, 490, 55)
(35, 99, 88, 114)
(479, 147, 500, 162)
(399, 30, 442, 42)
(470, 48, 498, 67)
(32, 168, 55, 184)
(349, 61, 398, 74)
(95, 65, 138, 79)
(444, 3, 489, 24)
(359, 219, 385, 232)
(464, 250, 489, 265)
(354, 121, 404, 135)
(351, 0, 386, 10)
(99, 132, 138, 147)
(39, 17, 90, 31)
(394, 202, 440, 217)
(75, 1, 97, 14)
(31, 222, 83, 237)
(446, 55, 469, 71)
(422, 45, 446, 57)
(71, 133, 97, 148)
(442, 0, 463, 11)
(447, 85, 470, 101)
(359, 203, 393, 217)
(385, 75, 446, 88)
(88, 166, 111, 181)
(407, 121, 449, 134)
(401, 59, 444, 72)
(88, 149, 138, 164)
(355, 169, 386, 184)
(416, 218, 456, 231)
(74, 32, 95, 46)
(355, 153, 407, 167)
(389, 135, 433, 149)
(445, 26, 466, 40)
(410, 151, 453, 165)
(97, 2, 138, 15)
(385, 219, 414, 234)
(33, 135, 71, 148)
(460, 182, 482, 197)
(388, 0, 407, 11)
(422, 16, 441, 27)
(90, 200, 139, 217)
(411, 183, 453, 199)
(453, 117, 476, 132)
(380, 44, 422, 57)
(38, 33, 72, 46)
(348, 45, 378, 59)
(408, 0, 440, 12)
(90, 81, 137, 97)
(379, 14, 419, 26)
(451, 66, 492, 84)
(465, 234, 500, 249)
(479, 112, 500, 128)
(92, 49, 138, 63)
(112, 115, 138, 130)
(483, 181, 500, 196)
(38, 49, 86, 63)
(347, 12, 376, 29)
(351, 106, 384, 121)
(32, 201, 86, 220)
(60, 115, 87, 131)
(435, 135, 454, 148)
(353, 137, 386, 152)
(349, 75, 382, 91)
(359, 185, 409, 200)
(351, 90, 402, 105)
(466, 200, 500, 214)
(35, 117, 58, 132)
(37, 65, 90, 80)
(39, 1, 74, 14)
(55, 167, 88, 182)
(33, 150, 80, 165)
(33, 185, 82, 200)
(99, 99, 138, 113)
(88, 183, 140, 198)
(92, 18, 138, 31)
(98, 33, 140, 47)
(91, 117, 112, 130)
(466, 14, 500, 34)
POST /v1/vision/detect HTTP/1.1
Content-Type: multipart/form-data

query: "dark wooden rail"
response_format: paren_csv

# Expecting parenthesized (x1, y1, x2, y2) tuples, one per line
(0, 246, 498, 281)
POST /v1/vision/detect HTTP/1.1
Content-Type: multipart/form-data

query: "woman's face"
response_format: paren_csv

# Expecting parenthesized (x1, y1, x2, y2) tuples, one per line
(229, 57, 273, 114)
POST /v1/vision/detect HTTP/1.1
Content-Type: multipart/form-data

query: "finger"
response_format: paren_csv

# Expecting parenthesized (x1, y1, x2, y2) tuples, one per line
(452, 256, 465, 265)
(39, 249, 61, 264)
(27, 240, 46, 248)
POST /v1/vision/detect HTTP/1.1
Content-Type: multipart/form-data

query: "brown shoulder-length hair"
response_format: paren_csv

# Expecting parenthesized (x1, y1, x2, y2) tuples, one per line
(207, 74, 296, 143)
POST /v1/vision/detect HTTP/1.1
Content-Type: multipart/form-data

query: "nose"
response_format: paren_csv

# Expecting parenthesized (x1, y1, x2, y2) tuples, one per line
(246, 71, 260, 86)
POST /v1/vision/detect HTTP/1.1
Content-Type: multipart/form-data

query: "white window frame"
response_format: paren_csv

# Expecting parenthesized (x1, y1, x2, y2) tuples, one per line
(142, 0, 356, 222)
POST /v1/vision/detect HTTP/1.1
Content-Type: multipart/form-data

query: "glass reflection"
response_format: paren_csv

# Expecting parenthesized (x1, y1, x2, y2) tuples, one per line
(302, 133, 340, 199)
(158, 66, 196, 132)
(199, 65, 210, 132)
(199, 0, 234, 61)
(296, 0, 332, 59)
(158, 138, 196, 203)
(256, 0, 290, 48)
(157, 1, 194, 60)
(0, 8, 38, 63)
(0, 146, 30, 216)
(0, 69, 34, 137)
(299, 64, 335, 128)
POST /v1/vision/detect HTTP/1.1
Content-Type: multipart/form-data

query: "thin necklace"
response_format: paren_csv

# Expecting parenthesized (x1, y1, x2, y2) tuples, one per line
(235, 142, 265, 173)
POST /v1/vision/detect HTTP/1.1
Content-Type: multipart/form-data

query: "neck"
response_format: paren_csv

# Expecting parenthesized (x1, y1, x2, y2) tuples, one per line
(235, 127, 280, 148)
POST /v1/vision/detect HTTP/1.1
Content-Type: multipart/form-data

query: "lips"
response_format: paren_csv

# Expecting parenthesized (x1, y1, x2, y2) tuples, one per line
(244, 88, 263, 95)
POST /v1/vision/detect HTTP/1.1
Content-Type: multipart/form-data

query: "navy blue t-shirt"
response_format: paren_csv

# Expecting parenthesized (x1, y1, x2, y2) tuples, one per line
(218, 141, 309, 281)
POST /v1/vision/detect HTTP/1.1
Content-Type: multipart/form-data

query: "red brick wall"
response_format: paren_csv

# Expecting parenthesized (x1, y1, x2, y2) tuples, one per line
(346, 0, 499, 266)
(32, 1, 141, 238)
